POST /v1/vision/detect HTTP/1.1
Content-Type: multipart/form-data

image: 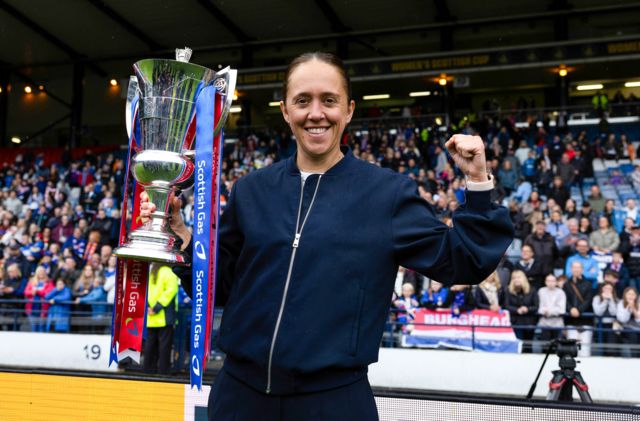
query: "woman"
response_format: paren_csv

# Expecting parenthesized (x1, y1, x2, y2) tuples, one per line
(24, 266, 54, 332)
(537, 274, 566, 342)
(592, 282, 618, 356)
(616, 287, 640, 358)
(73, 265, 98, 299)
(563, 198, 577, 221)
(45, 278, 72, 332)
(142, 52, 513, 420)
(474, 271, 504, 312)
(504, 270, 538, 352)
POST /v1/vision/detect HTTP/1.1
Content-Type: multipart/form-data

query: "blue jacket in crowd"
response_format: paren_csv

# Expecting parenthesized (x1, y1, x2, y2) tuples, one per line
(179, 147, 513, 395)
(45, 286, 72, 332)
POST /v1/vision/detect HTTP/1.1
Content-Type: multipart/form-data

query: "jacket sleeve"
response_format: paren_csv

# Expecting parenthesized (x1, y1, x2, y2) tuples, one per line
(552, 291, 566, 317)
(616, 302, 631, 323)
(391, 178, 514, 285)
(592, 296, 606, 316)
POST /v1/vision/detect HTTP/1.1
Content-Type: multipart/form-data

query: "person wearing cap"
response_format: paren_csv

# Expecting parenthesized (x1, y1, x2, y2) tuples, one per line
(578, 201, 598, 231)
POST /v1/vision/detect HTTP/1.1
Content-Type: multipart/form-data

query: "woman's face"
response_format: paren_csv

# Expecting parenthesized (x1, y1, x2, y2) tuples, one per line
(280, 60, 355, 165)
(624, 289, 637, 303)
(545, 275, 557, 289)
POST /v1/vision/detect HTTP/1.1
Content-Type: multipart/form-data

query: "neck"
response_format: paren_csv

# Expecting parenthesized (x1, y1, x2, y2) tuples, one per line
(297, 147, 344, 173)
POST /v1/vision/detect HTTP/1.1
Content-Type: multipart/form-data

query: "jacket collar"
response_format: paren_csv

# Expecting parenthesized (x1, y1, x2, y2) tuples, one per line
(286, 146, 353, 176)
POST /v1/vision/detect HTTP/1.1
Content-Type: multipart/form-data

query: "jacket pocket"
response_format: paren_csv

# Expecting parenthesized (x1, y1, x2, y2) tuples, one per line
(349, 288, 365, 356)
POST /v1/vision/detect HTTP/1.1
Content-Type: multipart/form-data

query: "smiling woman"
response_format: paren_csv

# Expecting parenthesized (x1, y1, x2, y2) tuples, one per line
(141, 51, 514, 421)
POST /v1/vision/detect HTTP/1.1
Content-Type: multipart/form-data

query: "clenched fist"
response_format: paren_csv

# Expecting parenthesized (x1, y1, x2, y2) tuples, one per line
(444, 134, 488, 183)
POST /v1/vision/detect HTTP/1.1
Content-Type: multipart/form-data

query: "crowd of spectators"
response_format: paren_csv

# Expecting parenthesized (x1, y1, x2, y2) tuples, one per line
(1, 113, 639, 359)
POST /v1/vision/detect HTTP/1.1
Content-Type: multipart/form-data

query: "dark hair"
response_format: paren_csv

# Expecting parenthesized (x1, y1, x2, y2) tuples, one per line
(282, 52, 351, 103)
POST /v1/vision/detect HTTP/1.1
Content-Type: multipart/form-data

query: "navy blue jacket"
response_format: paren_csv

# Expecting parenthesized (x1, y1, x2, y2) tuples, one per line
(180, 147, 513, 395)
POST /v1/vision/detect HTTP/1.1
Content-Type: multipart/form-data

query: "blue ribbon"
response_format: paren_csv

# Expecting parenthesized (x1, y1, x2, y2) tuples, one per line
(109, 95, 140, 366)
(190, 85, 216, 390)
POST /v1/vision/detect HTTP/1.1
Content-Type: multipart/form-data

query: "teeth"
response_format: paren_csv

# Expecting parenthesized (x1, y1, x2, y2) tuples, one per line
(306, 127, 328, 134)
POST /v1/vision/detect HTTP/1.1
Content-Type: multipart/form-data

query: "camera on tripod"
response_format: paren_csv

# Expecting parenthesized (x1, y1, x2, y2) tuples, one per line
(550, 338, 580, 371)
(527, 338, 592, 403)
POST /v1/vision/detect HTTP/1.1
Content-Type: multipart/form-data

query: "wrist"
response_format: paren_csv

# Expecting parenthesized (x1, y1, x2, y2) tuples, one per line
(467, 173, 490, 183)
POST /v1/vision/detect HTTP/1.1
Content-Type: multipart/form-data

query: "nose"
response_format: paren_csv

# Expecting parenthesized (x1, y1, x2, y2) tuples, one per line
(307, 99, 325, 121)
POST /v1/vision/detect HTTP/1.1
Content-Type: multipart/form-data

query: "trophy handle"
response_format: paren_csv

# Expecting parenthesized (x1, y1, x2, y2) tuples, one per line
(212, 68, 238, 138)
(125, 75, 140, 140)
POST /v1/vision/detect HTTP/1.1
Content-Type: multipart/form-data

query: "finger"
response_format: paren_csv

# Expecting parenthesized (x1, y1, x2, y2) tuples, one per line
(445, 135, 472, 159)
(140, 191, 149, 202)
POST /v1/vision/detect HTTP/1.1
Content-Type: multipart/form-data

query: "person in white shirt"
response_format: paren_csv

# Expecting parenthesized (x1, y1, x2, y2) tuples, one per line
(537, 274, 566, 342)
(616, 287, 640, 358)
(592, 282, 618, 356)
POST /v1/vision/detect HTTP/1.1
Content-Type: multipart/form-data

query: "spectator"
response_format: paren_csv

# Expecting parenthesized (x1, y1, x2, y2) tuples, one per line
(559, 218, 588, 260)
(76, 277, 108, 318)
(505, 270, 538, 351)
(512, 178, 532, 204)
(521, 150, 538, 183)
(565, 239, 600, 290)
(563, 261, 594, 357)
(592, 282, 618, 356)
(514, 244, 545, 290)
(563, 198, 578, 220)
(589, 216, 620, 255)
(73, 265, 99, 299)
(0, 263, 27, 330)
(556, 154, 575, 187)
(394, 282, 420, 327)
(23, 266, 54, 332)
(615, 287, 640, 358)
(420, 280, 448, 310)
(524, 221, 558, 276)
(444, 285, 475, 317)
(588, 185, 606, 215)
(498, 160, 518, 195)
(144, 264, 179, 375)
(537, 274, 566, 343)
(103, 255, 117, 304)
(546, 210, 569, 248)
(63, 227, 86, 261)
(618, 224, 640, 291)
(474, 271, 504, 312)
(604, 255, 629, 297)
(548, 177, 570, 209)
(616, 199, 640, 233)
(45, 278, 72, 332)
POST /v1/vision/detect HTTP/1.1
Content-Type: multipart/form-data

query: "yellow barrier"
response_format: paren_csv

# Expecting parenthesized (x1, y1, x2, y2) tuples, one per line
(0, 372, 184, 421)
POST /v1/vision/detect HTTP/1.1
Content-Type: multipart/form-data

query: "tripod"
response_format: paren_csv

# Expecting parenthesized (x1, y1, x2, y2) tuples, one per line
(526, 338, 593, 403)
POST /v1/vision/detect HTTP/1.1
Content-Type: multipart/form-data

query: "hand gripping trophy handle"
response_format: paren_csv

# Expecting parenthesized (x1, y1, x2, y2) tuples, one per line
(114, 55, 237, 265)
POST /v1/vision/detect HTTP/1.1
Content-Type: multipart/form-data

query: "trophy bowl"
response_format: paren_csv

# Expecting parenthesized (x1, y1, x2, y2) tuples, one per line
(114, 57, 232, 265)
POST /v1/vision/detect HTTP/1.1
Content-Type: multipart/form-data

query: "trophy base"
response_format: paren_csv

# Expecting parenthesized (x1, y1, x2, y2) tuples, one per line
(113, 225, 189, 266)
(113, 242, 188, 265)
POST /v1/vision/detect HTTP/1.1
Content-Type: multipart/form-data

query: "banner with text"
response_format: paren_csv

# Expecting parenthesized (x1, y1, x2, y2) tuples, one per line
(401, 309, 521, 353)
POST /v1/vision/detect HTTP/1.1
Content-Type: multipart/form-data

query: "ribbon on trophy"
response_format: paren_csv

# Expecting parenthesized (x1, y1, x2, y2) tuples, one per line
(190, 68, 234, 390)
(110, 76, 150, 364)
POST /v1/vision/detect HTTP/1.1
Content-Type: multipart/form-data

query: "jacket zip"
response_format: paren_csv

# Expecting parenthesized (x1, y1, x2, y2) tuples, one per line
(266, 175, 323, 394)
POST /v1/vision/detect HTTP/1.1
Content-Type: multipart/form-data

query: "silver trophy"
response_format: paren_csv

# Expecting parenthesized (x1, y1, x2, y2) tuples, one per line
(114, 49, 237, 264)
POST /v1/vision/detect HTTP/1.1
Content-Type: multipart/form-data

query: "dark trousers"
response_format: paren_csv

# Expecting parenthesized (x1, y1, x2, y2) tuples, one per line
(143, 325, 173, 374)
(208, 368, 379, 421)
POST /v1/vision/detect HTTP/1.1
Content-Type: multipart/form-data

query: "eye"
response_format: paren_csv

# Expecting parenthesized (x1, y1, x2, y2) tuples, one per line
(294, 97, 309, 105)
(324, 97, 337, 104)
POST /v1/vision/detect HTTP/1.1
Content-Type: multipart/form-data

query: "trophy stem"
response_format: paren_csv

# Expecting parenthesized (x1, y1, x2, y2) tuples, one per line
(113, 185, 188, 265)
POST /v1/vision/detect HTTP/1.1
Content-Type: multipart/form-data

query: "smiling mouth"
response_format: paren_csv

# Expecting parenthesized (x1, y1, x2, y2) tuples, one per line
(305, 127, 329, 134)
